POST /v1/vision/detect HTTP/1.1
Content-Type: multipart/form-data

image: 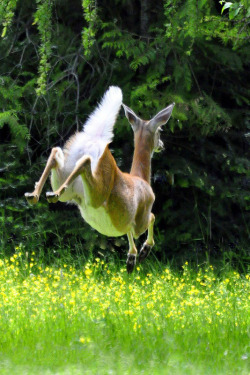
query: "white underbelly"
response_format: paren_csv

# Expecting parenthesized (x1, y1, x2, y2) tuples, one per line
(79, 205, 124, 237)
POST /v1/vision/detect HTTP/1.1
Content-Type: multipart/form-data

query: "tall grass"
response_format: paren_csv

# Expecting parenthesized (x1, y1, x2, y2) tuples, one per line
(0, 247, 249, 375)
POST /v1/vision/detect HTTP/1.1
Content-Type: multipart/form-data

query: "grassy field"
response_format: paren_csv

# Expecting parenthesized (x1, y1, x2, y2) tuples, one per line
(0, 247, 249, 375)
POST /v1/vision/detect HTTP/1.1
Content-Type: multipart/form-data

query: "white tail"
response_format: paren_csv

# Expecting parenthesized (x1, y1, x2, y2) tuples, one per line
(83, 86, 122, 143)
(25, 86, 174, 273)
(62, 86, 122, 174)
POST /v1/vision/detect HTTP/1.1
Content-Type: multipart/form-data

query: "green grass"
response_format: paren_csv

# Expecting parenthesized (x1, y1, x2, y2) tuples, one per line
(0, 248, 249, 375)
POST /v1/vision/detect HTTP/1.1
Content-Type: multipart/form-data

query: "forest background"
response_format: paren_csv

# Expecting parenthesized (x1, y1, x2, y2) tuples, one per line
(0, 0, 249, 268)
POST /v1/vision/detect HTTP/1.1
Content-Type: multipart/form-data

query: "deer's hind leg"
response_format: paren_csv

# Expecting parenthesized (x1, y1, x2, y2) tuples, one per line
(46, 155, 91, 203)
(25, 147, 64, 204)
(46, 146, 114, 206)
(138, 213, 155, 263)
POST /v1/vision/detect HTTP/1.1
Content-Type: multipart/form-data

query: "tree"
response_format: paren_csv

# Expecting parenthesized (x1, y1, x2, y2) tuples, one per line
(0, 0, 249, 265)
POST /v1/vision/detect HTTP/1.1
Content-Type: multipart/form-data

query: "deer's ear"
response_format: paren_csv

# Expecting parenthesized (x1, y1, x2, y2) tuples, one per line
(122, 104, 141, 130)
(148, 103, 175, 132)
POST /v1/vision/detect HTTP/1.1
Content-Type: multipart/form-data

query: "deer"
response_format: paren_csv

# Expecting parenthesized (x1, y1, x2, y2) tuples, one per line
(24, 86, 174, 273)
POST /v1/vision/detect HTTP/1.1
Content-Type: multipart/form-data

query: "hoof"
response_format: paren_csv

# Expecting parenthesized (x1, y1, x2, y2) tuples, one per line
(46, 186, 67, 203)
(25, 192, 39, 205)
(138, 243, 152, 263)
(46, 191, 59, 203)
(126, 254, 136, 274)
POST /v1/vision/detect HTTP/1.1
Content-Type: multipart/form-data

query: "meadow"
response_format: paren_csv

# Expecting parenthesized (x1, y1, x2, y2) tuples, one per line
(0, 247, 249, 375)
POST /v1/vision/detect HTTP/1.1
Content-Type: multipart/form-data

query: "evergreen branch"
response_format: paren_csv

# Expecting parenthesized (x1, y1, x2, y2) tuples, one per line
(34, 0, 52, 96)
(82, 0, 98, 57)
(0, 0, 18, 37)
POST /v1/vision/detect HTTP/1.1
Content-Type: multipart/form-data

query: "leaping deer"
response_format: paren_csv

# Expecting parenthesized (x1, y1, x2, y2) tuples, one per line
(25, 87, 174, 273)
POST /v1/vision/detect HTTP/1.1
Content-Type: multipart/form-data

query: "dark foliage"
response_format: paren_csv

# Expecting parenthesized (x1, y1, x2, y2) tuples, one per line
(0, 0, 249, 267)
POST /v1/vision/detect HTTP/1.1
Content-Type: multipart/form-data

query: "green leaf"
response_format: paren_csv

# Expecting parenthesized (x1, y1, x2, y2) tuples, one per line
(221, 2, 233, 14)
(229, 7, 241, 19)
(1, 26, 7, 37)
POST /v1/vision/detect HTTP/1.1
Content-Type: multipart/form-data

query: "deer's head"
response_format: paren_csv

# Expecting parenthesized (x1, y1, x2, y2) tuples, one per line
(122, 103, 175, 154)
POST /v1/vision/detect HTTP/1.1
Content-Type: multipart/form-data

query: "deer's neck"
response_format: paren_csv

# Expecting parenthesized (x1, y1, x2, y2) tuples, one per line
(130, 133, 152, 184)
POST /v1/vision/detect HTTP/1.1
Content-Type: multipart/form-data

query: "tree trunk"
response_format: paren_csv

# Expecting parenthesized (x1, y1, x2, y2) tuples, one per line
(140, 0, 149, 36)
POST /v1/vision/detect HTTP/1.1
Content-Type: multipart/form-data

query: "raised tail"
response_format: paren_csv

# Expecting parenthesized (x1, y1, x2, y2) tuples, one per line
(64, 86, 122, 173)
(83, 86, 123, 144)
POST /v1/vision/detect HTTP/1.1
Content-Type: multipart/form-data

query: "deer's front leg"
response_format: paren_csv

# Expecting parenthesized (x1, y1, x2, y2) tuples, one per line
(25, 147, 64, 204)
(126, 232, 137, 274)
(138, 213, 155, 263)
